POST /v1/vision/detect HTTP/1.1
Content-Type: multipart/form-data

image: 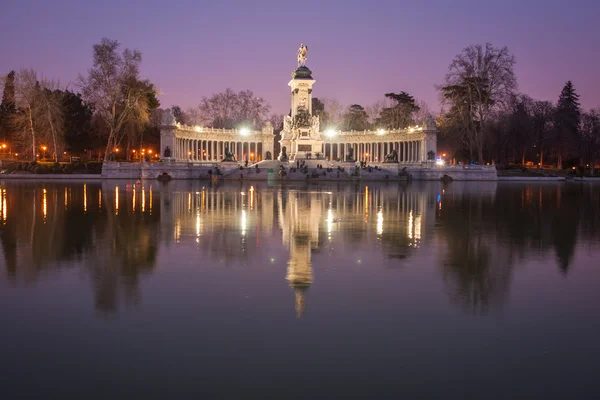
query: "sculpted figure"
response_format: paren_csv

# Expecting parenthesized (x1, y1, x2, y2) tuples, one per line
(163, 146, 172, 158)
(297, 44, 308, 67)
(279, 146, 288, 162)
(222, 145, 236, 162)
(384, 149, 399, 163)
(346, 147, 354, 162)
(161, 109, 176, 126)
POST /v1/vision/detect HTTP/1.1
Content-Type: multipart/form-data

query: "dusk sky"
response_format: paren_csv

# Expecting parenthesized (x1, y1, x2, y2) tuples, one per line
(1, 0, 599, 115)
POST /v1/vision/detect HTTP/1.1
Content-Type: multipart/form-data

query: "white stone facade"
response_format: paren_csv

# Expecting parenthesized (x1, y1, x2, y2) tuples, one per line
(160, 124, 275, 163)
(321, 128, 437, 163)
(279, 62, 438, 163)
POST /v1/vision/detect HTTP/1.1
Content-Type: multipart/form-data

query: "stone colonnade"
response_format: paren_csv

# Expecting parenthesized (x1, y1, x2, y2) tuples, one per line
(172, 138, 265, 162)
(161, 125, 275, 162)
(322, 135, 429, 163)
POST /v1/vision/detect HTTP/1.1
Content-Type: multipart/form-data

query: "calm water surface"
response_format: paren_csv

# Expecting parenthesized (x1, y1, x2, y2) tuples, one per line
(0, 180, 599, 398)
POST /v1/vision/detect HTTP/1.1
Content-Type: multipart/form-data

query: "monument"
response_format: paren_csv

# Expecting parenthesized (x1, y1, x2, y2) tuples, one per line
(279, 44, 323, 161)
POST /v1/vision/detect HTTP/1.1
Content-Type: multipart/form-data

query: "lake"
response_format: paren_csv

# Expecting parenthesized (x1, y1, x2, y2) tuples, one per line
(0, 180, 599, 398)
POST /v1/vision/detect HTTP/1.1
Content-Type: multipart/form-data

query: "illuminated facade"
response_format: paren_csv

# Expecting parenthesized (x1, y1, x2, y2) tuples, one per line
(160, 119, 275, 163)
(279, 46, 438, 163)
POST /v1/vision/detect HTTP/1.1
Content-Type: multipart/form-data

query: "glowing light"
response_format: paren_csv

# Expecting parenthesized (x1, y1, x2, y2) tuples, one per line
(249, 186, 255, 210)
(442, 153, 447, 157)
(415, 214, 422, 240)
(149, 185, 153, 214)
(115, 186, 119, 215)
(196, 214, 201, 237)
(409, 128, 415, 133)
(64, 187, 68, 209)
(377, 210, 383, 235)
(133, 186, 136, 212)
(408, 210, 414, 240)
(175, 219, 181, 243)
(241, 209, 247, 235)
(327, 208, 334, 234)
(99, 189, 102, 209)
(326, 129, 336, 137)
(364, 186, 369, 216)
(141, 187, 145, 212)
(436, 159, 444, 166)
(188, 192, 192, 212)
(2, 189, 6, 221)
(194, 126, 201, 132)
(83, 184, 87, 213)
(43, 188, 47, 221)
(377, 129, 385, 135)
(240, 128, 249, 136)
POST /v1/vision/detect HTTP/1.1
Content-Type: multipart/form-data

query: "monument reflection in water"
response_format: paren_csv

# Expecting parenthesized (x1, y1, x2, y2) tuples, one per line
(161, 181, 432, 317)
(1, 180, 597, 318)
(2, 180, 600, 397)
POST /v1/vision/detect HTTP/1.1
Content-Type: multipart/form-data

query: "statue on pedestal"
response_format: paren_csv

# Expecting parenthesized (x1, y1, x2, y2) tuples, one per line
(163, 146, 172, 158)
(345, 147, 354, 162)
(161, 109, 176, 126)
(279, 146, 288, 162)
(384, 149, 399, 163)
(297, 44, 308, 67)
(266, 151, 272, 160)
(222, 145, 236, 162)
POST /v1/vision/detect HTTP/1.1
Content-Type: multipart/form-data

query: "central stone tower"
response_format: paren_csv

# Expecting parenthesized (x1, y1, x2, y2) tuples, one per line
(279, 44, 322, 161)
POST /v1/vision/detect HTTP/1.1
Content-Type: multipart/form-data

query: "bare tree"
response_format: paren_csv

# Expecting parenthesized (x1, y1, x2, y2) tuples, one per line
(268, 113, 284, 130)
(440, 43, 517, 163)
(319, 98, 343, 129)
(413, 99, 432, 125)
(366, 100, 384, 127)
(196, 88, 270, 129)
(580, 108, 600, 175)
(79, 38, 153, 161)
(37, 79, 66, 162)
(531, 100, 554, 168)
(11, 69, 41, 160)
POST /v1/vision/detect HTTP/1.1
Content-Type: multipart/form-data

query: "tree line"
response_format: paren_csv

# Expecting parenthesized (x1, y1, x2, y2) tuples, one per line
(0, 38, 160, 162)
(437, 43, 600, 170)
(1, 39, 598, 169)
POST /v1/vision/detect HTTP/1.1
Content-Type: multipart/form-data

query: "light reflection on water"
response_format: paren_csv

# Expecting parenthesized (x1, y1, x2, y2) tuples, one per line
(0, 180, 599, 398)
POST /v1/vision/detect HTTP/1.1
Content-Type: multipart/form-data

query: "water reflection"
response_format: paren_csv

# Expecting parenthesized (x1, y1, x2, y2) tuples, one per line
(0, 180, 599, 317)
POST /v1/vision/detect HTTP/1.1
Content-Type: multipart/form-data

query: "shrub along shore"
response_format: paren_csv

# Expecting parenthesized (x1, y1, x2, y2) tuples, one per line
(1, 161, 103, 175)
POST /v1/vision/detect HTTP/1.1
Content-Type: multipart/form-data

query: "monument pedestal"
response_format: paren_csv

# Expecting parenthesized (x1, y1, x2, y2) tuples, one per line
(290, 139, 323, 160)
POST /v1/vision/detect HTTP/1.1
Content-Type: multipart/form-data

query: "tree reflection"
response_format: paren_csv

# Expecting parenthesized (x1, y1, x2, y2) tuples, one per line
(0, 181, 160, 313)
(438, 186, 507, 314)
(1, 180, 598, 318)
(438, 182, 596, 314)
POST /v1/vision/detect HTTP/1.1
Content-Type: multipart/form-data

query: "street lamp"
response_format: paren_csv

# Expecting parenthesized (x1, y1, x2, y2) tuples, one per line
(41, 146, 47, 160)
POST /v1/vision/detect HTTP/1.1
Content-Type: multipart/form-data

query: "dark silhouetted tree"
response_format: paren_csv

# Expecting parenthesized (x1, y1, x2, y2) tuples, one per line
(342, 104, 369, 131)
(554, 81, 580, 168)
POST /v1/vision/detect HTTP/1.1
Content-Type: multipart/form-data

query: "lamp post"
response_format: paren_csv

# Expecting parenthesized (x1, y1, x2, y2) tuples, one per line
(41, 146, 47, 160)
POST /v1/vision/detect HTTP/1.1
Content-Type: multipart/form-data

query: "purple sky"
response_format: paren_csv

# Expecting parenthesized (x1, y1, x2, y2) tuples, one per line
(1, 0, 599, 115)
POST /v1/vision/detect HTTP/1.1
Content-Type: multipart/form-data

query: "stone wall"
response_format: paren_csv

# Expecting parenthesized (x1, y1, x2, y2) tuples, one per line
(412, 165, 498, 181)
(101, 161, 215, 180)
(101, 161, 498, 181)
